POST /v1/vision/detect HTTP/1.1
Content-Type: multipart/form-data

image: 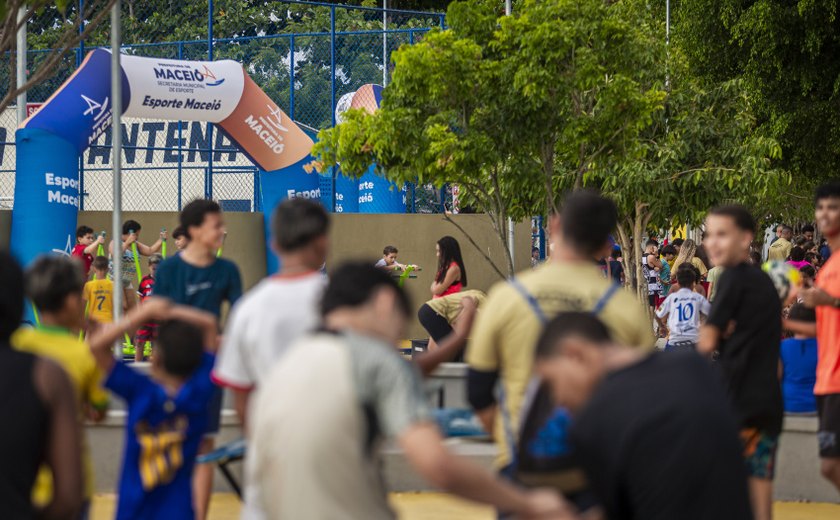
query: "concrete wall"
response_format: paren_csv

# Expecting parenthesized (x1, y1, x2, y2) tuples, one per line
(0, 210, 530, 338)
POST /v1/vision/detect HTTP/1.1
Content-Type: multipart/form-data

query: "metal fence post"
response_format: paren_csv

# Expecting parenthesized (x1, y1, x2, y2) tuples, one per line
(289, 35, 295, 119)
(78, 0, 86, 209)
(206, 0, 214, 200)
(330, 5, 337, 212)
(177, 41, 184, 210)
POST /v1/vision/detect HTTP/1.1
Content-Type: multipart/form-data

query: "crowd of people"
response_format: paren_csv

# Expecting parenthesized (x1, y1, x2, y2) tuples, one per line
(1, 181, 839, 520)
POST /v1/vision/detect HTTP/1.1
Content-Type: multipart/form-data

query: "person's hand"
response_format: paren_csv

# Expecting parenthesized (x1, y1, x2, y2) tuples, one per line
(96, 235, 105, 245)
(141, 297, 172, 321)
(125, 233, 137, 246)
(522, 488, 575, 519)
(160, 230, 167, 241)
(453, 297, 478, 338)
(801, 287, 834, 308)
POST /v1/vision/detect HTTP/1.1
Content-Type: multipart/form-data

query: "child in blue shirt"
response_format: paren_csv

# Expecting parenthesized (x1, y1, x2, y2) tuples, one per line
(88, 299, 217, 520)
(780, 303, 818, 414)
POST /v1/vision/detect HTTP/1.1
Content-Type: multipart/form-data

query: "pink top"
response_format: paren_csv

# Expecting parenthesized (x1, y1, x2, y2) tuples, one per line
(434, 262, 463, 299)
(787, 260, 811, 270)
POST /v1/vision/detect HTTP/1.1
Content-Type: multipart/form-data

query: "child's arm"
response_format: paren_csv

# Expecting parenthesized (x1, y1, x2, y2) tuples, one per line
(88, 299, 171, 372)
(137, 230, 166, 256)
(783, 319, 817, 337)
(83, 234, 105, 256)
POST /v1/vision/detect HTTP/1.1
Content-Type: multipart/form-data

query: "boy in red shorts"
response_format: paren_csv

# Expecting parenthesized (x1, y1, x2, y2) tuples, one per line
(135, 255, 162, 362)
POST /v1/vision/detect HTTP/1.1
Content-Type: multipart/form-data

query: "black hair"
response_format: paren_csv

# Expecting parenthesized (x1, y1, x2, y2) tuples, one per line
(156, 320, 204, 378)
(672, 238, 685, 247)
(535, 312, 612, 359)
(661, 245, 677, 256)
(676, 264, 697, 288)
(271, 198, 330, 252)
(800, 264, 817, 279)
(790, 246, 806, 262)
(76, 225, 93, 239)
(749, 251, 762, 265)
(172, 226, 187, 240)
(645, 239, 659, 248)
(0, 251, 24, 342)
(561, 190, 618, 258)
(788, 303, 816, 323)
(815, 181, 840, 203)
(383, 245, 398, 255)
(92, 256, 109, 271)
(25, 255, 85, 313)
(708, 205, 756, 234)
(802, 241, 816, 252)
(122, 220, 141, 235)
(321, 262, 411, 318)
(180, 199, 221, 239)
(436, 236, 467, 287)
(802, 224, 815, 234)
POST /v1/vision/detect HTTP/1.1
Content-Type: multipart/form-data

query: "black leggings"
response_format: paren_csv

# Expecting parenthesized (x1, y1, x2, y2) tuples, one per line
(418, 304, 453, 343)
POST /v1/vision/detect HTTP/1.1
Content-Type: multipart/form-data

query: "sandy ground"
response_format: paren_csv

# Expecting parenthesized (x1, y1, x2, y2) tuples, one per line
(90, 492, 840, 519)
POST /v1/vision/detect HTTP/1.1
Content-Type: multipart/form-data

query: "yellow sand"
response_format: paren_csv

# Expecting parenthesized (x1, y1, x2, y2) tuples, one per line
(89, 492, 840, 519)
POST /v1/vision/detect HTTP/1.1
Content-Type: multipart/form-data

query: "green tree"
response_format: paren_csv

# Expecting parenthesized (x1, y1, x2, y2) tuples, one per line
(313, 0, 664, 277)
(0, 0, 116, 113)
(674, 0, 839, 199)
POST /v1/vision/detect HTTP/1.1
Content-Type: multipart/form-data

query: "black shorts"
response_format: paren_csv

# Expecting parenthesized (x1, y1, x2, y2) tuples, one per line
(417, 304, 453, 343)
(204, 386, 224, 437)
(817, 394, 840, 458)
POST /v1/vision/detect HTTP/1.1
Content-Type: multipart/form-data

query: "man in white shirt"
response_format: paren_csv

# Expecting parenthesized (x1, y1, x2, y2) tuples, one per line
(211, 198, 329, 520)
(657, 263, 711, 351)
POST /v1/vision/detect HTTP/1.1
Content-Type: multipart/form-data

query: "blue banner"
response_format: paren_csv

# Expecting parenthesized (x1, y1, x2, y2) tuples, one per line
(23, 49, 129, 155)
(11, 129, 81, 286)
(358, 167, 405, 214)
(334, 172, 359, 213)
(258, 155, 322, 274)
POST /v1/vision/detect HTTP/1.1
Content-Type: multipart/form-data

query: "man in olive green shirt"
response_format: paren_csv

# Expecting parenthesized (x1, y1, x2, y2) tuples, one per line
(466, 191, 655, 474)
(768, 225, 793, 261)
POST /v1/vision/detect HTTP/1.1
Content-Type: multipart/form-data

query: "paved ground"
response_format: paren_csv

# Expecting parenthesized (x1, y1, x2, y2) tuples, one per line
(90, 492, 840, 519)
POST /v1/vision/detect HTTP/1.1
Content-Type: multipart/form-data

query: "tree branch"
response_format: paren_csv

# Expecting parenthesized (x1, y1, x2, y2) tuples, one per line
(442, 213, 508, 281)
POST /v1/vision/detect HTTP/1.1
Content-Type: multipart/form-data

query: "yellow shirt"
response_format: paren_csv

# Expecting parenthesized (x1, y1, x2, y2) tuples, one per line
(424, 289, 487, 323)
(12, 327, 110, 501)
(466, 261, 655, 468)
(83, 278, 114, 323)
(768, 237, 792, 262)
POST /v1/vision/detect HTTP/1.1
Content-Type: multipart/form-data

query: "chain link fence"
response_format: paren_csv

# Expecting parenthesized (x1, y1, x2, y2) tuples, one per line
(0, 1, 445, 213)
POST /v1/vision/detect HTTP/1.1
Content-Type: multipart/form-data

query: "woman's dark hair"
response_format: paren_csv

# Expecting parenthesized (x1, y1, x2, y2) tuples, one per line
(436, 236, 467, 287)
(122, 220, 141, 235)
(790, 246, 806, 262)
(800, 264, 817, 279)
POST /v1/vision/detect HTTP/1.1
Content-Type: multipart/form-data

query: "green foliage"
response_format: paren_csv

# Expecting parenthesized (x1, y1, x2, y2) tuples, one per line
(675, 0, 838, 201)
(313, 0, 665, 275)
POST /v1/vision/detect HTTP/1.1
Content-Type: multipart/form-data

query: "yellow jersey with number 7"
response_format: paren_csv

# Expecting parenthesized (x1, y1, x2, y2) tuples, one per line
(83, 278, 114, 323)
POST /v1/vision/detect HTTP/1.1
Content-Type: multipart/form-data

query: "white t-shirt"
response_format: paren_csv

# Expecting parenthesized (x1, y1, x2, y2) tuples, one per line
(212, 271, 326, 520)
(212, 271, 326, 390)
(656, 288, 711, 344)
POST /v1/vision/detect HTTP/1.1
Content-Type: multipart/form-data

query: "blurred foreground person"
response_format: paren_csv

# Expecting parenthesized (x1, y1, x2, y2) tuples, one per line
(700, 205, 782, 520)
(536, 312, 752, 520)
(88, 300, 218, 520)
(0, 251, 82, 519)
(248, 263, 567, 519)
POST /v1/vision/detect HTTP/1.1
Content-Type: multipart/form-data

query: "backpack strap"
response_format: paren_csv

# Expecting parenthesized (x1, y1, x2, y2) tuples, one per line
(592, 282, 621, 315)
(509, 278, 548, 324)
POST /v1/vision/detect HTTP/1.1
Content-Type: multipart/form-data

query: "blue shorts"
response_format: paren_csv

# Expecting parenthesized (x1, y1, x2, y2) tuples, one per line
(205, 386, 223, 437)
